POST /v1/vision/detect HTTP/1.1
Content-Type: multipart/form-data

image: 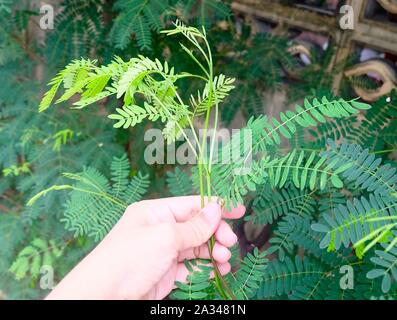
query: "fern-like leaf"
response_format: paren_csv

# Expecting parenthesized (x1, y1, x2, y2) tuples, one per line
(29, 155, 149, 241)
(229, 247, 268, 299)
(166, 167, 194, 196)
(251, 97, 371, 152)
(266, 149, 350, 191)
(246, 185, 316, 225)
(258, 255, 324, 298)
(190, 74, 235, 117)
(172, 259, 214, 300)
(110, 0, 168, 50)
(367, 241, 397, 293)
(9, 239, 64, 281)
(312, 194, 397, 254)
(321, 139, 397, 198)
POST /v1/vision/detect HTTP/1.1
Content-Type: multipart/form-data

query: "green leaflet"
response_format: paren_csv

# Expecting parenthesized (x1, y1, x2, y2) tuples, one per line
(28, 155, 150, 242)
(258, 255, 324, 299)
(312, 194, 396, 255)
(172, 259, 214, 300)
(229, 247, 269, 300)
(248, 97, 371, 152)
(9, 239, 64, 281)
(321, 139, 397, 198)
(246, 185, 316, 225)
(110, 0, 166, 50)
(166, 167, 194, 196)
(39, 59, 97, 112)
(266, 150, 348, 191)
(367, 242, 397, 293)
(191, 74, 236, 117)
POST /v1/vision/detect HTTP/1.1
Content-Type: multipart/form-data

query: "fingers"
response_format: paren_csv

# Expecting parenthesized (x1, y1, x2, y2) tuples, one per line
(223, 203, 246, 219)
(215, 221, 238, 247)
(212, 242, 231, 263)
(141, 196, 245, 223)
(174, 203, 222, 250)
(146, 196, 203, 222)
(178, 241, 232, 263)
(175, 261, 231, 284)
(210, 262, 231, 278)
(178, 243, 212, 261)
(175, 206, 239, 255)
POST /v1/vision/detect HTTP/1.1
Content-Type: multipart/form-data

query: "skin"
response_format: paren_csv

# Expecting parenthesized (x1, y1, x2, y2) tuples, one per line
(46, 196, 245, 300)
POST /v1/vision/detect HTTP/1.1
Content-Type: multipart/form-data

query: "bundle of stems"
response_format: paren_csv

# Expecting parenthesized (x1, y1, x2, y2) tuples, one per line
(161, 22, 236, 300)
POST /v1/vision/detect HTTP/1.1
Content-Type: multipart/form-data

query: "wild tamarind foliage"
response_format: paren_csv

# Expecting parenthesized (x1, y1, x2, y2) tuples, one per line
(2, 1, 397, 300)
(29, 21, 397, 300)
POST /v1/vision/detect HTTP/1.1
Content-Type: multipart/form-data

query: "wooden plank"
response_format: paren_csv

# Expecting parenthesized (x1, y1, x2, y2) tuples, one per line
(231, 0, 335, 34)
(354, 22, 397, 55)
(232, 0, 397, 94)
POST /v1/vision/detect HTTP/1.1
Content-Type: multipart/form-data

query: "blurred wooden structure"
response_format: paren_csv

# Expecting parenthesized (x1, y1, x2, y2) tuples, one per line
(231, 0, 397, 94)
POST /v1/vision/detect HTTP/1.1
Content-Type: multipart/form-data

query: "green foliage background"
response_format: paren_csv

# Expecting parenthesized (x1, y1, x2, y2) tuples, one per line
(1, 0, 397, 300)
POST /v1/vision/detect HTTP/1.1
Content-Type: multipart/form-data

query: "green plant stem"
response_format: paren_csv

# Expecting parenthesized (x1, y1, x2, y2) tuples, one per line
(372, 149, 397, 155)
(196, 59, 235, 301)
(152, 95, 199, 158)
(27, 184, 127, 208)
(207, 237, 228, 298)
(207, 235, 236, 300)
(163, 25, 236, 299)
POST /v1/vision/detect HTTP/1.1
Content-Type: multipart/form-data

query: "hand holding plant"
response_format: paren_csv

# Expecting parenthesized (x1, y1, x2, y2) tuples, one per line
(46, 196, 244, 300)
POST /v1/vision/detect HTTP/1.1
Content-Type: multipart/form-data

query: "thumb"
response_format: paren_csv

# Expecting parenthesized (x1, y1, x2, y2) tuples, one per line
(175, 202, 222, 250)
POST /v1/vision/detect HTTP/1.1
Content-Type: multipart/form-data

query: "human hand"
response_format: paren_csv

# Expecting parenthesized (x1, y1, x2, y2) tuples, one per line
(46, 196, 245, 300)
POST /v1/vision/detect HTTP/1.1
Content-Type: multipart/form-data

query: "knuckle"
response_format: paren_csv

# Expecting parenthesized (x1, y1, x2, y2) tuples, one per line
(193, 244, 204, 258)
(125, 203, 135, 212)
(125, 200, 149, 217)
(188, 219, 207, 243)
(133, 199, 148, 209)
(126, 200, 145, 211)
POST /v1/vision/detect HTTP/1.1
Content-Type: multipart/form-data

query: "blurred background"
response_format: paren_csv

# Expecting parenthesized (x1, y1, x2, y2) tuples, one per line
(1, 0, 397, 299)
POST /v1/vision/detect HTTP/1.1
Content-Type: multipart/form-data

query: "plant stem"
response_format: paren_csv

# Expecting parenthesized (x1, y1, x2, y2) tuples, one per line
(207, 236, 236, 299)
(198, 82, 235, 301)
(175, 26, 236, 299)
